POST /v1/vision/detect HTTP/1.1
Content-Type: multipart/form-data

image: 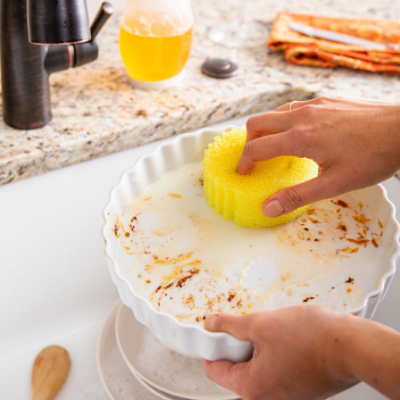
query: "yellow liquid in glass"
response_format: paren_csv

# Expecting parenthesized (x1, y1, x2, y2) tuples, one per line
(119, 23, 193, 82)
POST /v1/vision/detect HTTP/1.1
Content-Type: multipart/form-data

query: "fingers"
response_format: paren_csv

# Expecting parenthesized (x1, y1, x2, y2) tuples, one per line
(262, 170, 347, 217)
(203, 359, 251, 394)
(203, 359, 238, 390)
(275, 99, 311, 112)
(275, 96, 338, 112)
(245, 111, 293, 143)
(236, 129, 301, 174)
(204, 313, 252, 342)
(204, 315, 254, 394)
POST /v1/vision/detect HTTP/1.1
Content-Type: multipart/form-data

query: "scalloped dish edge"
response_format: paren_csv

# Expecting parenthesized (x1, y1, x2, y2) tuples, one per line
(102, 126, 400, 362)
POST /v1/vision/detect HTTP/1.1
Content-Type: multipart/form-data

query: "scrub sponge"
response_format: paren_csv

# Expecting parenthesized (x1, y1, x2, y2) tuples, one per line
(203, 126, 319, 228)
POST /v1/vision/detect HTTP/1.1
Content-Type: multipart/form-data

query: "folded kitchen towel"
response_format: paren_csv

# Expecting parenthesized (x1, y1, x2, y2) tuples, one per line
(268, 12, 400, 74)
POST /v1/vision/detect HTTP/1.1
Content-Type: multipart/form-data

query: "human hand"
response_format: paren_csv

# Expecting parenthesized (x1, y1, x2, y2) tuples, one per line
(236, 98, 400, 218)
(203, 306, 360, 400)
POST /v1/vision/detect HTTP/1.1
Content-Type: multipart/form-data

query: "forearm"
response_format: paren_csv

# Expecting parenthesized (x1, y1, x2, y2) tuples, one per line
(342, 316, 400, 399)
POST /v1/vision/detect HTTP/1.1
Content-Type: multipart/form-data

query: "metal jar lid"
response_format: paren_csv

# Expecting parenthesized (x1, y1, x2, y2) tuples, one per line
(201, 58, 238, 79)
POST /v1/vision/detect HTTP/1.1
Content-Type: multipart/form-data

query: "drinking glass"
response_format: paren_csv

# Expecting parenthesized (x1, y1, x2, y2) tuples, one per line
(208, 0, 269, 49)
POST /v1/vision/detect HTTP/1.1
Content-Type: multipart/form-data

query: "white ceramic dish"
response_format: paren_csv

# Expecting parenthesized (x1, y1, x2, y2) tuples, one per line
(96, 301, 172, 400)
(102, 126, 400, 362)
(136, 374, 188, 400)
(115, 302, 239, 400)
(97, 301, 231, 400)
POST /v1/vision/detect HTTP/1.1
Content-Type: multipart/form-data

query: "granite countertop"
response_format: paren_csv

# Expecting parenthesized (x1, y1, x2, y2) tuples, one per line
(1, 0, 400, 186)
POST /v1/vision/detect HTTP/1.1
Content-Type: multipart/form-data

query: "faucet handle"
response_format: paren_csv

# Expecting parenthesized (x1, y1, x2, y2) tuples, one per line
(73, 2, 114, 68)
(45, 2, 113, 74)
(91, 2, 114, 40)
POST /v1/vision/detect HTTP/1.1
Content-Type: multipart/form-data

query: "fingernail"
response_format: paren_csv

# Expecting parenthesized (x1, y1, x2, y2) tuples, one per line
(263, 199, 284, 217)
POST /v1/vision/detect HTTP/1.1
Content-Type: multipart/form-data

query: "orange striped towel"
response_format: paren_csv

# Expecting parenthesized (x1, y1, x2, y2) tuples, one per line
(268, 12, 400, 74)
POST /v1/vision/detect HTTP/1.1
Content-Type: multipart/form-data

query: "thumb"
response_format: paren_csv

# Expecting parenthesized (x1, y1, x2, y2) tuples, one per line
(262, 171, 346, 217)
(203, 314, 253, 395)
(204, 313, 252, 341)
(203, 358, 249, 394)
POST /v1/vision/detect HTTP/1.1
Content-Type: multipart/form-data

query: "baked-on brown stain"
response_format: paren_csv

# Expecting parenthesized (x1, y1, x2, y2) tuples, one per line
(371, 238, 379, 248)
(353, 214, 371, 224)
(347, 238, 369, 245)
(183, 294, 195, 308)
(280, 272, 293, 282)
(334, 199, 349, 208)
(303, 296, 315, 302)
(338, 246, 359, 254)
(337, 223, 347, 232)
(176, 268, 200, 288)
(345, 277, 354, 283)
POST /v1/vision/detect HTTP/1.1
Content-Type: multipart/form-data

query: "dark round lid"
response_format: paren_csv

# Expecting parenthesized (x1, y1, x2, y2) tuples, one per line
(201, 58, 238, 79)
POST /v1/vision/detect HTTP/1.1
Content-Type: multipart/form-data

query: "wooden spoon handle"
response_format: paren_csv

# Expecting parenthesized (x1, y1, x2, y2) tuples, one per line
(31, 345, 70, 400)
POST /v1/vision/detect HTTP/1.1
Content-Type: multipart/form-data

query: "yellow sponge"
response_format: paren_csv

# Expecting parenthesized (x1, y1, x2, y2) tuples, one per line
(203, 126, 319, 228)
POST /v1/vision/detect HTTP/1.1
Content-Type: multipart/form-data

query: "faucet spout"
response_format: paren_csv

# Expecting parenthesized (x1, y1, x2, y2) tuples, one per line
(27, 0, 90, 44)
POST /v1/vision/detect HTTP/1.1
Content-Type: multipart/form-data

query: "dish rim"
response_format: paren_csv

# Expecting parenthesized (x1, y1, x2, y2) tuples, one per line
(101, 125, 400, 341)
(114, 302, 240, 400)
(96, 300, 174, 400)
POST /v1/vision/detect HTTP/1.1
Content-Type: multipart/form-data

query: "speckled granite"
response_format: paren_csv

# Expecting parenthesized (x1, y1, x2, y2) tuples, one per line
(1, 0, 400, 185)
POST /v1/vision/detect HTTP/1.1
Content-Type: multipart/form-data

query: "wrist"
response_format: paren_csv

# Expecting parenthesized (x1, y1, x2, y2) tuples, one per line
(330, 312, 400, 399)
(384, 104, 400, 157)
(322, 312, 362, 384)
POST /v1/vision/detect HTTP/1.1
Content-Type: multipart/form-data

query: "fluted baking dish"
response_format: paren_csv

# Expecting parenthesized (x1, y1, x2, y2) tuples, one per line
(102, 126, 400, 362)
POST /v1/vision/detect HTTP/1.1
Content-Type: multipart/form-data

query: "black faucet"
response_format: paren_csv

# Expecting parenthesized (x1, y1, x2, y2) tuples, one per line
(0, 0, 113, 130)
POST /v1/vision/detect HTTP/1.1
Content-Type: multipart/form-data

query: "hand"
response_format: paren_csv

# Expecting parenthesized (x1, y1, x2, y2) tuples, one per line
(203, 306, 359, 400)
(236, 98, 400, 218)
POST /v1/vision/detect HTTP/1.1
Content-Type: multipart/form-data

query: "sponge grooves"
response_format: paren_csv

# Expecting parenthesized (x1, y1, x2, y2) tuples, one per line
(203, 126, 319, 228)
